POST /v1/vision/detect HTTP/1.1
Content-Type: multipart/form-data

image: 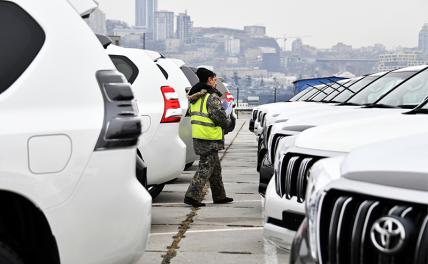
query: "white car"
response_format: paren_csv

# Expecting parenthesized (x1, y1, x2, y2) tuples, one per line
(264, 99, 428, 250)
(107, 45, 186, 198)
(259, 66, 428, 195)
(291, 133, 428, 264)
(0, 0, 151, 263)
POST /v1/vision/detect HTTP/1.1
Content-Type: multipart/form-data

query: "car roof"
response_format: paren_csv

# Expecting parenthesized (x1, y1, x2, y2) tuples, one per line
(393, 65, 428, 72)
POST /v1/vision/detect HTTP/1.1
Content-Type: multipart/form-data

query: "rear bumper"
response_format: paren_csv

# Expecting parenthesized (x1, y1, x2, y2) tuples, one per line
(290, 218, 318, 264)
(141, 124, 186, 185)
(259, 156, 274, 196)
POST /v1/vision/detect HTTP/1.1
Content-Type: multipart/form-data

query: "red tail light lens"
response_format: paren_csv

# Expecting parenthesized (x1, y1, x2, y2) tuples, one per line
(225, 91, 234, 103)
(160, 86, 182, 123)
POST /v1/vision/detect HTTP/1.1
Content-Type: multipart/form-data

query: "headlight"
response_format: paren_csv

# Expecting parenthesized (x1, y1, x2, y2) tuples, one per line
(305, 156, 344, 261)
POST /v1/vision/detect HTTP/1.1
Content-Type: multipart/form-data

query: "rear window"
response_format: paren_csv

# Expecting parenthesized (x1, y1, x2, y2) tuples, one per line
(0, 2, 45, 94)
(181, 66, 199, 86)
(109, 55, 139, 84)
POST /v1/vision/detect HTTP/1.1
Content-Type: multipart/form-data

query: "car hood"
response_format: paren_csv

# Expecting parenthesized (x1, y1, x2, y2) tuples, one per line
(295, 113, 428, 153)
(341, 133, 428, 192)
(281, 107, 404, 132)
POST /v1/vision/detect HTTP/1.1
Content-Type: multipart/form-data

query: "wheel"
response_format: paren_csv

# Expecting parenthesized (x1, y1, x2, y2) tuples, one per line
(136, 153, 148, 188)
(148, 184, 165, 199)
(184, 162, 194, 170)
(0, 241, 23, 264)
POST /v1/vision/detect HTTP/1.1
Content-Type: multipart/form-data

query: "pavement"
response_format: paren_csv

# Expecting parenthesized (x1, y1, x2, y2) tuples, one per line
(138, 118, 290, 264)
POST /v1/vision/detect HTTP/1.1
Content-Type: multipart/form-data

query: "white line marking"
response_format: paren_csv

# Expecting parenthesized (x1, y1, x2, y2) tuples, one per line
(150, 227, 263, 236)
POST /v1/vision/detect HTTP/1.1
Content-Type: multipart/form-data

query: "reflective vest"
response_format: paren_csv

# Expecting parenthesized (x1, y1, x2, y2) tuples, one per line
(190, 94, 223, 140)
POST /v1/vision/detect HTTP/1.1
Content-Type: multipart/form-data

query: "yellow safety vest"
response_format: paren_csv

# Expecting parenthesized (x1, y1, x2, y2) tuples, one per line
(190, 94, 223, 140)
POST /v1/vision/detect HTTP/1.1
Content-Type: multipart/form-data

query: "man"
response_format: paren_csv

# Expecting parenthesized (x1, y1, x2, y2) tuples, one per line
(184, 68, 234, 207)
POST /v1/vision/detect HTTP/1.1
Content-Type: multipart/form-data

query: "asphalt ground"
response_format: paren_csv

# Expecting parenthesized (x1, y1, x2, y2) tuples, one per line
(138, 117, 289, 264)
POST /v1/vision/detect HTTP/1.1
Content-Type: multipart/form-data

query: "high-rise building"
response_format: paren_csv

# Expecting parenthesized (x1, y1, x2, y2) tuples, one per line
(155, 11, 174, 41)
(377, 52, 424, 71)
(419, 23, 428, 55)
(176, 11, 193, 44)
(135, 0, 158, 33)
(225, 37, 241, 56)
(244, 26, 266, 37)
(85, 8, 106, 34)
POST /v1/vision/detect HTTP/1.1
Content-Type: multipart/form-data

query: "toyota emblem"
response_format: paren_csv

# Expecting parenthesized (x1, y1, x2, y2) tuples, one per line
(370, 217, 406, 254)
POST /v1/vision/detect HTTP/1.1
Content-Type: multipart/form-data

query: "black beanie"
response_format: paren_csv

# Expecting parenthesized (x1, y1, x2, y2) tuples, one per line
(196, 68, 216, 83)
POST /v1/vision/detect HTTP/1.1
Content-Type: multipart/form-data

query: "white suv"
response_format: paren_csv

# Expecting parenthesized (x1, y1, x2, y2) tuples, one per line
(107, 45, 186, 198)
(291, 133, 428, 264)
(0, 0, 151, 263)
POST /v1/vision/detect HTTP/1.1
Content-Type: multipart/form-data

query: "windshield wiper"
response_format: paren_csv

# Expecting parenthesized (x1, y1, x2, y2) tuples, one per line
(397, 104, 418, 109)
(338, 102, 362, 106)
(363, 103, 398, 109)
(404, 108, 428, 115)
(325, 100, 341, 104)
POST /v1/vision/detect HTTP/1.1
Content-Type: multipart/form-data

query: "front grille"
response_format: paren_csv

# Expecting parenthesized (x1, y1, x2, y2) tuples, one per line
(275, 153, 324, 203)
(270, 134, 288, 164)
(257, 111, 263, 122)
(253, 110, 259, 121)
(319, 190, 428, 264)
(261, 113, 267, 127)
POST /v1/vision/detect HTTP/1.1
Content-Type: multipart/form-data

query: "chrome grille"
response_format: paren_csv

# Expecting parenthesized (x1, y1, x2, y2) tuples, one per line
(252, 110, 259, 121)
(319, 190, 428, 264)
(275, 153, 324, 202)
(270, 134, 287, 164)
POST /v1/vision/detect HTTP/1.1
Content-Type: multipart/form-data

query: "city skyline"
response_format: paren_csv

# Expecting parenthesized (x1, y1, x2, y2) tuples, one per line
(96, 0, 428, 49)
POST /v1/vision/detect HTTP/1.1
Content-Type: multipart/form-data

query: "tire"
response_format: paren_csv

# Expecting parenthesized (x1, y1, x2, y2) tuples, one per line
(0, 241, 23, 264)
(136, 153, 148, 188)
(148, 184, 165, 199)
(184, 162, 194, 170)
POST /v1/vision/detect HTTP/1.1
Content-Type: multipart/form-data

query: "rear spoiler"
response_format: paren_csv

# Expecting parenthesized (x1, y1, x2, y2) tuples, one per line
(67, 0, 98, 18)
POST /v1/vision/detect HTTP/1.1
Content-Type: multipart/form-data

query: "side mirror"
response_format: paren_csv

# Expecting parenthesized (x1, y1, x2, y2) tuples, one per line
(185, 87, 191, 94)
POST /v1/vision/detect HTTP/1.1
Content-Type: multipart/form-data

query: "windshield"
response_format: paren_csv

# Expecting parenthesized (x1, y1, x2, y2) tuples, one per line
(346, 71, 416, 105)
(333, 76, 378, 103)
(299, 85, 326, 101)
(310, 83, 341, 101)
(323, 78, 361, 102)
(289, 87, 312, 101)
(377, 69, 428, 107)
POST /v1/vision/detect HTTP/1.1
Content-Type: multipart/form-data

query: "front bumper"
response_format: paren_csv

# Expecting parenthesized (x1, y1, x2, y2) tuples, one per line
(290, 218, 318, 264)
(259, 155, 274, 196)
(263, 178, 305, 250)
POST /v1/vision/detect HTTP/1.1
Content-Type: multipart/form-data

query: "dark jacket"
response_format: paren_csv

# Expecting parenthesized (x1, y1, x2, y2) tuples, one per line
(189, 83, 230, 155)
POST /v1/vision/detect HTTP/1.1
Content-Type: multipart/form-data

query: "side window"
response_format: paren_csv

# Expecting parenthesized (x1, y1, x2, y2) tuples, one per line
(180, 66, 199, 86)
(109, 55, 139, 84)
(0, 2, 45, 94)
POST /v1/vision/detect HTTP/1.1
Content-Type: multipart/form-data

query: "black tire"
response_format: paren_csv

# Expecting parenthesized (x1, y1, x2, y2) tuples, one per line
(136, 153, 148, 188)
(0, 241, 23, 264)
(184, 162, 194, 170)
(148, 184, 165, 199)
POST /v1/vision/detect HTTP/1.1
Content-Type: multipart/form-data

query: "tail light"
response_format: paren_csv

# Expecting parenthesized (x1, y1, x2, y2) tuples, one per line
(225, 91, 234, 103)
(94, 70, 141, 151)
(160, 86, 182, 123)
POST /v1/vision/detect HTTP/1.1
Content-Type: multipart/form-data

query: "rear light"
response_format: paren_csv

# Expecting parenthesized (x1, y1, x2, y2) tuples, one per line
(225, 91, 234, 103)
(94, 70, 141, 151)
(160, 86, 182, 123)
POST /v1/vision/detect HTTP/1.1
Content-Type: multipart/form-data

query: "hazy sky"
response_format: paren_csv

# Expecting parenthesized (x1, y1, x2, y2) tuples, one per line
(96, 0, 428, 49)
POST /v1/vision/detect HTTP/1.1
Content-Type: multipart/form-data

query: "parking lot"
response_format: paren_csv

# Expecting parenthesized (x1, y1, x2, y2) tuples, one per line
(140, 118, 289, 264)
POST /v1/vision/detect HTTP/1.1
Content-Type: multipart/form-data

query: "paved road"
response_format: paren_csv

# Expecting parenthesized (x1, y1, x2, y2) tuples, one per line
(139, 119, 289, 264)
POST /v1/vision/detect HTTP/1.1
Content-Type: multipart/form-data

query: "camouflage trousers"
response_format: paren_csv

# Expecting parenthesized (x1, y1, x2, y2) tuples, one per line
(185, 151, 227, 202)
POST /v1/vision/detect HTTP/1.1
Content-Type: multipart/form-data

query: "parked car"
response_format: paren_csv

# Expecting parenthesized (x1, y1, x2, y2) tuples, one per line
(107, 45, 185, 198)
(260, 66, 428, 196)
(291, 133, 428, 264)
(264, 94, 428, 250)
(0, 0, 151, 263)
